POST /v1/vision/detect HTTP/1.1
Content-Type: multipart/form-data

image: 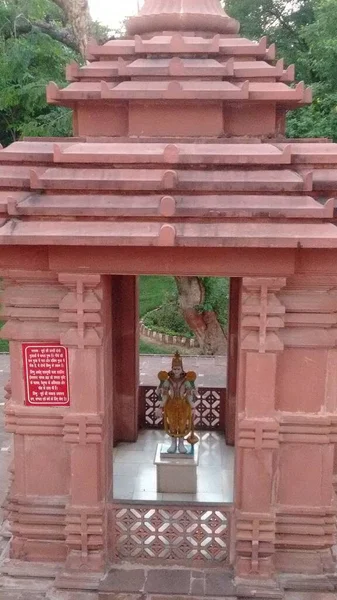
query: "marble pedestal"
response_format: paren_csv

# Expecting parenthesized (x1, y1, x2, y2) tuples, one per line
(154, 442, 199, 494)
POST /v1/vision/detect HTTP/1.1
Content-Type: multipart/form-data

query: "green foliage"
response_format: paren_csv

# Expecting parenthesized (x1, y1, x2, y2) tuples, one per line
(142, 277, 229, 338)
(0, 339, 9, 352)
(0, 321, 8, 352)
(139, 339, 176, 355)
(0, 29, 75, 144)
(225, 0, 337, 140)
(195, 278, 229, 329)
(225, 0, 315, 80)
(0, 0, 79, 145)
(287, 87, 337, 138)
(139, 276, 176, 317)
(143, 300, 194, 338)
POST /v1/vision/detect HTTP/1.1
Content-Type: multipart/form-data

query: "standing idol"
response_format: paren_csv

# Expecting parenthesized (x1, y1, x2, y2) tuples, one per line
(156, 352, 199, 454)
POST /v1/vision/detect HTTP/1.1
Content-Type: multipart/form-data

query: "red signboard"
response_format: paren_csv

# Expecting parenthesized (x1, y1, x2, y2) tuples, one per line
(23, 344, 70, 407)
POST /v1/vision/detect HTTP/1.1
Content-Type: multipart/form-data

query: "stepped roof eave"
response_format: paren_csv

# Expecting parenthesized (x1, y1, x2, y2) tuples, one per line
(46, 80, 312, 107)
(1, 136, 337, 249)
(0, 1, 330, 254)
(0, 220, 337, 249)
(65, 58, 295, 83)
(0, 191, 333, 220)
(86, 35, 273, 60)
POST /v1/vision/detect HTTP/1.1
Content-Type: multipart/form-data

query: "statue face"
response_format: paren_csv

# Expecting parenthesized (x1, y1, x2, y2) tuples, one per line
(172, 365, 183, 378)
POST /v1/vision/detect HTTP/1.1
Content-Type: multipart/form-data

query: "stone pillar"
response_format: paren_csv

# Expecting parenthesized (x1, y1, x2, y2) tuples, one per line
(235, 277, 286, 580)
(57, 273, 112, 588)
(1, 272, 113, 589)
(226, 277, 241, 446)
(275, 275, 337, 575)
(1, 272, 71, 563)
(111, 275, 139, 443)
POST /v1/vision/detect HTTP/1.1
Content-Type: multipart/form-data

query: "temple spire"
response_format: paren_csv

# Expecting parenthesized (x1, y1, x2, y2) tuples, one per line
(126, 0, 240, 36)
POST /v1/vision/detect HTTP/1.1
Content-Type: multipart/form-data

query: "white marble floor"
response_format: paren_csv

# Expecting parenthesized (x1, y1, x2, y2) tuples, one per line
(112, 429, 235, 503)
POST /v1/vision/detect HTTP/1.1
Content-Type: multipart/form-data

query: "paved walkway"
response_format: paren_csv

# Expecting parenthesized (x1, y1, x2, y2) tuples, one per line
(140, 354, 227, 387)
(0, 352, 227, 393)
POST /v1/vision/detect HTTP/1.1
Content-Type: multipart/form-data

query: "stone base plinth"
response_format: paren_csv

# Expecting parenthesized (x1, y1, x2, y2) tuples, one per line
(154, 442, 199, 494)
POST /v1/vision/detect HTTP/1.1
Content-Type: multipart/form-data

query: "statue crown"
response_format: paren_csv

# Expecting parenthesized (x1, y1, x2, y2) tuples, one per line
(172, 351, 183, 369)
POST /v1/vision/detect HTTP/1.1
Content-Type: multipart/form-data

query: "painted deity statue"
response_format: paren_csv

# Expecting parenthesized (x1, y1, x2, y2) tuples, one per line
(156, 352, 199, 454)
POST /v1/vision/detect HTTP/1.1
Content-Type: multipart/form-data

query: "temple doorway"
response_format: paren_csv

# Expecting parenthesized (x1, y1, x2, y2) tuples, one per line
(111, 275, 237, 504)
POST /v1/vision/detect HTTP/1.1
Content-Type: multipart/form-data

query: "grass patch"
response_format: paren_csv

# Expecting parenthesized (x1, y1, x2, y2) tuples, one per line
(139, 339, 192, 356)
(0, 320, 8, 352)
(0, 339, 9, 352)
(139, 276, 176, 317)
(144, 303, 193, 338)
(139, 339, 172, 355)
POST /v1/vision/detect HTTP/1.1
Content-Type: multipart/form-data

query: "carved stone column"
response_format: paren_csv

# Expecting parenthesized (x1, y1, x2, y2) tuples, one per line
(56, 273, 112, 589)
(235, 277, 286, 580)
(0, 272, 112, 588)
(1, 272, 70, 562)
(275, 275, 337, 576)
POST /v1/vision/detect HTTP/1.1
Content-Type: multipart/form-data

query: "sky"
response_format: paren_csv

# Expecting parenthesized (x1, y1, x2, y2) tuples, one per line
(89, 0, 144, 30)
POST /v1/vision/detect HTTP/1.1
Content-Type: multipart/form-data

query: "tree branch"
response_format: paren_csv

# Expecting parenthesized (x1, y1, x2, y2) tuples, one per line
(6, 18, 79, 52)
(50, 0, 91, 57)
(33, 20, 78, 51)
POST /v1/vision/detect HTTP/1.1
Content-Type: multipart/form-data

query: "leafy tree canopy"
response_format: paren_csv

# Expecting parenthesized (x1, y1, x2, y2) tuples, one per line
(225, 0, 337, 139)
(0, 0, 109, 145)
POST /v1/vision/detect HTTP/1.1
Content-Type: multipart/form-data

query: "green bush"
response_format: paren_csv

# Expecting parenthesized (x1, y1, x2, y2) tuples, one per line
(143, 293, 193, 338)
(195, 278, 230, 330)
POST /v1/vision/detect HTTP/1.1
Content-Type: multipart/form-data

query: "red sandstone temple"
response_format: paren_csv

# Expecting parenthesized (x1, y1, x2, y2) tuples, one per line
(1, 0, 337, 596)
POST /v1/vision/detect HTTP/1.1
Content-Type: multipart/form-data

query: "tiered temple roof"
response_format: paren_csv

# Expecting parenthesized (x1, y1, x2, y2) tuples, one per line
(0, 0, 337, 248)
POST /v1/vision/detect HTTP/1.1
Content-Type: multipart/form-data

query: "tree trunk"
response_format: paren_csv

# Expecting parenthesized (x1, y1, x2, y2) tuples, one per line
(175, 276, 227, 355)
(52, 0, 91, 56)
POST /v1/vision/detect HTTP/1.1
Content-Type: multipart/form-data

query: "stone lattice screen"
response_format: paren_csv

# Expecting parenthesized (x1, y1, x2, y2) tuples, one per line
(110, 503, 231, 564)
(138, 385, 226, 430)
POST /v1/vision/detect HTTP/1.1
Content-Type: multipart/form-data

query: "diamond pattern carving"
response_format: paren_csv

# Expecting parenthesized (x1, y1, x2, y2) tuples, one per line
(112, 504, 230, 564)
(140, 385, 224, 430)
